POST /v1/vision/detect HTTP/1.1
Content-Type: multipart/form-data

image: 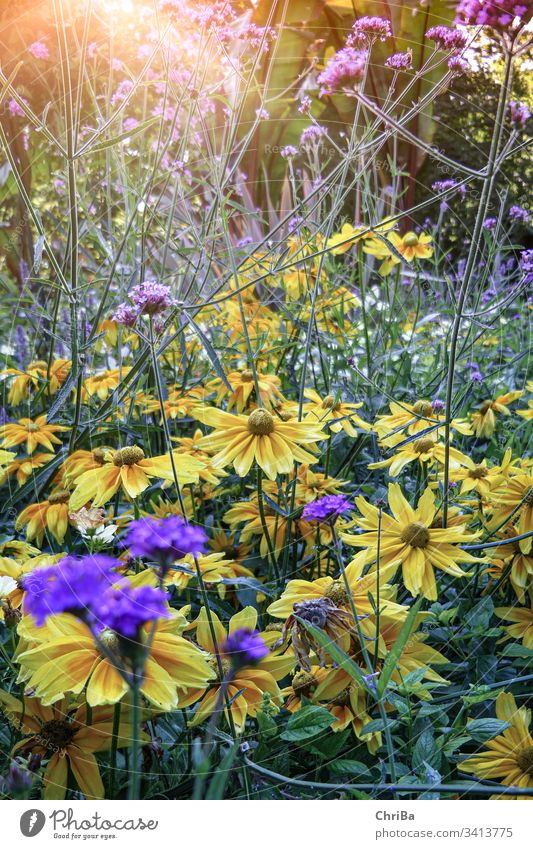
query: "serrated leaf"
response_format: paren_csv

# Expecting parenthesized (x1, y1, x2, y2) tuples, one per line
(280, 705, 334, 742)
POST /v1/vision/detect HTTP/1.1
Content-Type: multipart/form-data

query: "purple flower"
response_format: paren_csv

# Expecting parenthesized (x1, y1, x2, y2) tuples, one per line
(385, 51, 413, 71)
(483, 217, 497, 230)
(510, 100, 531, 127)
(456, 0, 532, 32)
(317, 47, 367, 97)
(23, 554, 120, 626)
(131, 281, 175, 316)
(298, 96, 312, 114)
(431, 179, 466, 195)
(94, 583, 170, 639)
(351, 16, 392, 42)
(28, 41, 49, 60)
(8, 98, 28, 118)
(448, 56, 469, 75)
(223, 628, 269, 670)
(520, 249, 533, 283)
(509, 205, 530, 224)
(302, 495, 354, 523)
(425, 26, 468, 50)
(113, 302, 138, 327)
(432, 399, 445, 411)
(281, 145, 298, 159)
(124, 516, 207, 570)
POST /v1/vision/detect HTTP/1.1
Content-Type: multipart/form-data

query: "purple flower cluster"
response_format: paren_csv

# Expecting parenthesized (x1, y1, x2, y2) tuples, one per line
(23, 554, 120, 626)
(124, 516, 207, 569)
(483, 217, 497, 230)
(23, 554, 170, 639)
(317, 46, 367, 97)
(302, 495, 354, 523)
(425, 26, 468, 50)
(431, 179, 466, 195)
(455, 0, 532, 31)
(509, 205, 530, 224)
(351, 16, 392, 42)
(520, 249, 533, 283)
(300, 125, 327, 147)
(113, 281, 175, 327)
(95, 584, 170, 639)
(28, 41, 49, 60)
(448, 56, 469, 76)
(223, 628, 269, 670)
(510, 100, 531, 127)
(281, 145, 299, 159)
(385, 51, 413, 71)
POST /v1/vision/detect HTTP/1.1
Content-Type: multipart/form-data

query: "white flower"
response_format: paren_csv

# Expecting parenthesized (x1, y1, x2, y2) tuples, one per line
(0, 576, 17, 599)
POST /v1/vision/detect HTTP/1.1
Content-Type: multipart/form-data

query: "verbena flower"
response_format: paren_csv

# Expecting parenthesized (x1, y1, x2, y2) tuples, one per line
(448, 56, 469, 75)
(112, 303, 138, 327)
(425, 26, 468, 50)
(280, 145, 298, 159)
(23, 554, 120, 626)
(130, 281, 175, 316)
(317, 47, 367, 96)
(351, 16, 392, 42)
(302, 494, 354, 523)
(28, 41, 49, 60)
(456, 0, 532, 32)
(510, 100, 531, 127)
(95, 583, 170, 639)
(385, 51, 413, 71)
(222, 627, 269, 669)
(124, 516, 207, 569)
(509, 205, 529, 223)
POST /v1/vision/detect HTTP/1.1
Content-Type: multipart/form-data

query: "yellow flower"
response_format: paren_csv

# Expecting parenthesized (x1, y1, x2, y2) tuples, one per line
(312, 668, 382, 753)
(461, 692, 533, 797)
(294, 464, 347, 503)
(282, 666, 329, 712)
(343, 484, 483, 600)
(188, 607, 294, 733)
(0, 359, 70, 405)
(483, 525, 533, 602)
(326, 223, 367, 255)
(450, 448, 514, 497)
(470, 391, 523, 438)
(82, 367, 131, 401)
(0, 415, 68, 455)
(495, 593, 533, 649)
(0, 690, 133, 800)
(60, 447, 109, 486)
(16, 608, 214, 710)
(3, 452, 53, 486)
(207, 369, 283, 413)
(141, 388, 204, 422)
(16, 489, 72, 545)
(224, 497, 292, 558)
(195, 407, 325, 480)
(68, 445, 204, 510)
(301, 389, 370, 436)
(489, 472, 533, 552)
(373, 399, 471, 448)
(165, 551, 253, 598)
(364, 231, 433, 275)
(369, 434, 465, 477)
(171, 428, 227, 485)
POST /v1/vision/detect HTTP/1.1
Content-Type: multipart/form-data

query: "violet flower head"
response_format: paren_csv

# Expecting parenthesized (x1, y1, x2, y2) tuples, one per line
(94, 583, 170, 639)
(317, 46, 367, 97)
(351, 16, 392, 42)
(302, 494, 354, 524)
(385, 51, 413, 71)
(483, 217, 497, 230)
(23, 554, 120, 626)
(509, 205, 530, 224)
(124, 516, 207, 569)
(510, 100, 531, 127)
(223, 628, 269, 670)
(455, 0, 532, 32)
(448, 56, 469, 76)
(280, 145, 298, 159)
(131, 281, 175, 316)
(113, 302, 138, 327)
(425, 26, 468, 51)
(28, 41, 49, 60)
(520, 249, 533, 283)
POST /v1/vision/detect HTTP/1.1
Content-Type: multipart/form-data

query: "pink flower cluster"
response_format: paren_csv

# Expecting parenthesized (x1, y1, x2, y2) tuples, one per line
(510, 100, 531, 126)
(317, 46, 367, 97)
(350, 16, 392, 42)
(455, 0, 532, 31)
(385, 50, 413, 71)
(113, 281, 176, 327)
(425, 26, 468, 50)
(28, 41, 49, 60)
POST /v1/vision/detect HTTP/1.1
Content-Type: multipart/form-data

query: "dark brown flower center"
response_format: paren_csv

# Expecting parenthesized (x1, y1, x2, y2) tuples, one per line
(330, 686, 351, 707)
(241, 369, 254, 382)
(479, 400, 493, 414)
(113, 446, 145, 466)
(48, 490, 70, 505)
(401, 521, 430, 548)
(247, 409, 274, 435)
(92, 448, 106, 463)
(40, 720, 75, 752)
(516, 746, 533, 777)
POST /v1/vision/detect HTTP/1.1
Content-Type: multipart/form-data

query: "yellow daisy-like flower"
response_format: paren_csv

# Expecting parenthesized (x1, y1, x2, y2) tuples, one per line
(326, 222, 367, 255)
(489, 472, 533, 552)
(3, 452, 53, 486)
(16, 489, 73, 545)
(141, 388, 204, 422)
(314, 671, 382, 753)
(470, 391, 523, 438)
(0, 358, 70, 405)
(68, 445, 204, 510)
(450, 448, 514, 497)
(301, 389, 370, 436)
(483, 525, 533, 603)
(16, 608, 214, 711)
(171, 428, 227, 485)
(495, 593, 533, 649)
(82, 367, 131, 401)
(188, 607, 294, 733)
(0, 690, 133, 800)
(165, 551, 253, 598)
(0, 415, 68, 455)
(343, 484, 483, 600)
(364, 231, 433, 275)
(373, 399, 472, 449)
(294, 464, 347, 503)
(194, 407, 326, 481)
(207, 369, 283, 413)
(461, 692, 533, 797)
(59, 447, 109, 486)
(368, 434, 465, 477)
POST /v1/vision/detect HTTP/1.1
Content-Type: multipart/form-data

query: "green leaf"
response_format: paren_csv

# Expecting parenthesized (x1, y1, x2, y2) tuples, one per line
(280, 705, 334, 742)
(329, 759, 374, 778)
(184, 314, 232, 393)
(81, 116, 160, 155)
(464, 597, 494, 631)
(377, 596, 424, 698)
(500, 643, 533, 659)
(412, 727, 441, 771)
(205, 743, 239, 800)
(296, 618, 374, 695)
(466, 718, 511, 743)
